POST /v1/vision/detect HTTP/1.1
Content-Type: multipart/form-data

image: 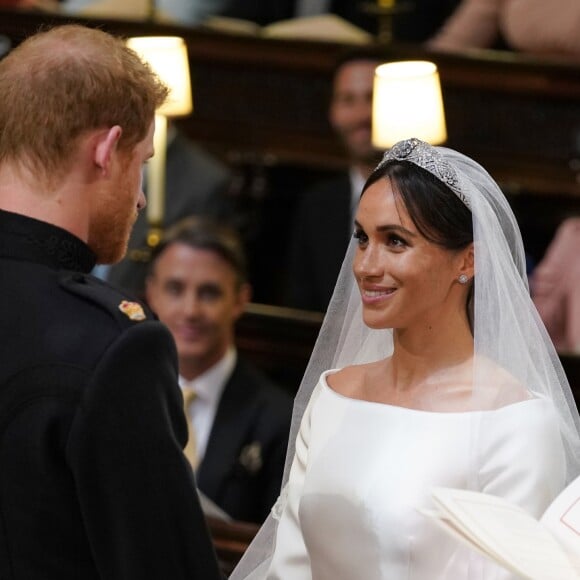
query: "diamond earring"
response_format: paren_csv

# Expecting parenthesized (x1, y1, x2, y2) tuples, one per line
(458, 274, 469, 284)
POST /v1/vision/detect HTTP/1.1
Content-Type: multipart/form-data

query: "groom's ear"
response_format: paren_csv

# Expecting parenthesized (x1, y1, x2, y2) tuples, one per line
(93, 125, 123, 177)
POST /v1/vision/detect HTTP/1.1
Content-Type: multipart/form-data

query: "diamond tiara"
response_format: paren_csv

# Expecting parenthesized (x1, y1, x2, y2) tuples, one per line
(377, 138, 470, 208)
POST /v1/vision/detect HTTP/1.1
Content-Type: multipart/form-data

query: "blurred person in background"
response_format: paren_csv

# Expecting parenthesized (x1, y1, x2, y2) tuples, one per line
(285, 49, 384, 312)
(146, 217, 292, 524)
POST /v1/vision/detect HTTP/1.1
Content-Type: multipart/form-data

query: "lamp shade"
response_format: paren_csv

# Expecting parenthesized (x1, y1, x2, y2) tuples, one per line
(372, 60, 447, 148)
(127, 36, 192, 117)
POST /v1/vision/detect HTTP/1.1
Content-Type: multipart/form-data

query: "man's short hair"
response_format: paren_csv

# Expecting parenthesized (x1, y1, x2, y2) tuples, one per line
(150, 217, 248, 288)
(331, 47, 386, 82)
(0, 24, 168, 183)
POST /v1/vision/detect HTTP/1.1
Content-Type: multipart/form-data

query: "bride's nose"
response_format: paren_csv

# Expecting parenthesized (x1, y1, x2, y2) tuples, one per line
(353, 243, 384, 280)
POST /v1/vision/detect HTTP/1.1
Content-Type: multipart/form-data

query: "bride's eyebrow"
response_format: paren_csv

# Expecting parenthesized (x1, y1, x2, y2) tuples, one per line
(354, 219, 416, 238)
(376, 224, 417, 238)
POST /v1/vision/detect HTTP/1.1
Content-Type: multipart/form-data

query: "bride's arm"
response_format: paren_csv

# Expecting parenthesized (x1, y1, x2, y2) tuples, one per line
(475, 399, 566, 578)
(265, 386, 322, 579)
(478, 399, 565, 515)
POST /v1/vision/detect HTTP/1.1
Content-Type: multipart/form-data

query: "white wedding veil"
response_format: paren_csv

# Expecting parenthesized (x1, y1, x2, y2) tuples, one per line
(231, 138, 580, 579)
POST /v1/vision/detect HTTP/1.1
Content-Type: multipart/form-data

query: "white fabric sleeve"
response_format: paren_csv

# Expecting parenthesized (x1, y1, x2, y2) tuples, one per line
(479, 399, 566, 514)
(266, 385, 322, 579)
(476, 399, 567, 579)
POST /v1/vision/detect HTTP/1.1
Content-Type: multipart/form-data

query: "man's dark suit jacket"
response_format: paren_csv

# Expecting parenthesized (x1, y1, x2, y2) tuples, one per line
(0, 209, 220, 580)
(285, 173, 352, 312)
(197, 358, 292, 524)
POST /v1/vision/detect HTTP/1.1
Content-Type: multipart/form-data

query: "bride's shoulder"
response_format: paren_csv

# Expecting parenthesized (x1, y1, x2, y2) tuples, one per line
(475, 357, 533, 407)
(325, 361, 381, 397)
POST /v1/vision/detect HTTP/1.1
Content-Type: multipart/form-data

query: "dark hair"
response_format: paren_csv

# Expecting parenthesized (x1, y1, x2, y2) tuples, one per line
(331, 47, 386, 80)
(362, 160, 473, 251)
(149, 217, 248, 288)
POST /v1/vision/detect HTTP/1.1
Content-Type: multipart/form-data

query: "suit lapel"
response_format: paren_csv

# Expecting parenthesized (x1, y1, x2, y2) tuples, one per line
(196, 360, 258, 496)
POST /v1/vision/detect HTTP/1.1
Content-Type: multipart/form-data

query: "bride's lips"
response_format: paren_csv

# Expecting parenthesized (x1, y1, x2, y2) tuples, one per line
(360, 285, 397, 305)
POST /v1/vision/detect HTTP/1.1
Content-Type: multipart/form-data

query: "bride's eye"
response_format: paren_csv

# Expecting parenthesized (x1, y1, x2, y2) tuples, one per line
(387, 234, 407, 248)
(353, 228, 368, 247)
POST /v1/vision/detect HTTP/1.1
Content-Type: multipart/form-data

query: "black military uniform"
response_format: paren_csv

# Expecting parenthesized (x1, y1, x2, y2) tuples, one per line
(0, 209, 220, 580)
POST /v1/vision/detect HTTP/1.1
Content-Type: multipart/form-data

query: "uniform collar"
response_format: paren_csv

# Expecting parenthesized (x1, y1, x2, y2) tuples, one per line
(0, 208, 96, 273)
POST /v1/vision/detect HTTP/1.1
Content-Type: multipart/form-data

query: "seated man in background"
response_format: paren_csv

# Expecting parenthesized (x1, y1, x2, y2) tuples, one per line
(146, 217, 292, 524)
(285, 49, 384, 312)
(532, 217, 580, 353)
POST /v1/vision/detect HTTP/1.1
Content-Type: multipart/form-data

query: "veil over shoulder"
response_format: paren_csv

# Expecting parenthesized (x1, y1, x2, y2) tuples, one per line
(230, 139, 580, 579)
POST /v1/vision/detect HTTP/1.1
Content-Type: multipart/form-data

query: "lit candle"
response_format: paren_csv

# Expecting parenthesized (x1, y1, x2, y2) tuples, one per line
(126, 36, 193, 232)
(146, 113, 167, 227)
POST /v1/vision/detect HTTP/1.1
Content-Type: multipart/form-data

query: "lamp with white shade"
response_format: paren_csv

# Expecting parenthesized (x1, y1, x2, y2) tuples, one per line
(126, 36, 193, 248)
(372, 60, 447, 149)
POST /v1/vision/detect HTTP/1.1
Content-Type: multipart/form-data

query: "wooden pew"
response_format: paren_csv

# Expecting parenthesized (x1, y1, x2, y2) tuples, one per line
(1, 7, 580, 200)
(205, 516, 260, 577)
(236, 303, 323, 394)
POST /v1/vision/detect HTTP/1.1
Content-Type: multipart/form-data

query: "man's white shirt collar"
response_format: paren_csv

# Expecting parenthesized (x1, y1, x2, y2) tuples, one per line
(179, 347, 237, 465)
(180, 347, 236, 407)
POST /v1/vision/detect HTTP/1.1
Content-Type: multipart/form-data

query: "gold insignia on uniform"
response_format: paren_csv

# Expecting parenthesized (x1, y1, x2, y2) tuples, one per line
(118, 300, 146, 321)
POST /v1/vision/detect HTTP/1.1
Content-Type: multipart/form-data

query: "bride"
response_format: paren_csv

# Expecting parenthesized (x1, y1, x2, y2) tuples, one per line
(231, 138, 580, 579)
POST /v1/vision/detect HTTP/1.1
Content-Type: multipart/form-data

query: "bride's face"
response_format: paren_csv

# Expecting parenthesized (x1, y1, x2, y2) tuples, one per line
(353, 178, 470, 330)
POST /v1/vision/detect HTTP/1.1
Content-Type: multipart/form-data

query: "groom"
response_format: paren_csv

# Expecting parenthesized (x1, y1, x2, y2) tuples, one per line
(0, 25, 220, 579)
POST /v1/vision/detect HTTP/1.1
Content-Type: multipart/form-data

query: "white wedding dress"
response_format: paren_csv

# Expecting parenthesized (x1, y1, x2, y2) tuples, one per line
(266, 369, 566, 580)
